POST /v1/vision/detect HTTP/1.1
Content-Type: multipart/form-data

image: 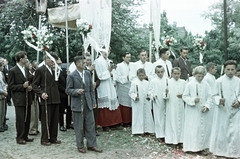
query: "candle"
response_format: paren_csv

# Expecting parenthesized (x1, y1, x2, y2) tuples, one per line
(196, 84, 198, 96)
(136, 85, 139, 97)
(166, 79, 168, 98)
(166, 79, 168, 87)
(220, 65, 224, 76)
(187, 74, 189, 82)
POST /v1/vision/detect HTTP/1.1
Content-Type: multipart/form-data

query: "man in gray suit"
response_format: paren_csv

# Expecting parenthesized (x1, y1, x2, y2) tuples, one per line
(66, 56, 102, 153)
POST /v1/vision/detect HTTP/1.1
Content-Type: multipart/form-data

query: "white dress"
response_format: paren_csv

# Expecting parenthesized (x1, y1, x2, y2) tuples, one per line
(129, 79, 154, 134)
(94, 56, 119, 110)
(129, 60, 155, 82)
(209, 75, 240, 158)
(182, 79, 212, 152)
(115, 61, 132, 107)
(149, 76, 168, 138)
(165, 78, 185, 144)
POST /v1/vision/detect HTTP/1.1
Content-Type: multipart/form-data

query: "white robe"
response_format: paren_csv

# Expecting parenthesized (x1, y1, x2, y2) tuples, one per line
(209, 75, 240, 158)
(129, 60, 155, 82)
(165, 78, 185, 144)
(149, 76, 168, 138)
(129, 79, 154, 134)
(116, 61, 132, 107)
(94, 56, 119, 110)
(182, 79, 212, 152)
(153, 58, 172, 78)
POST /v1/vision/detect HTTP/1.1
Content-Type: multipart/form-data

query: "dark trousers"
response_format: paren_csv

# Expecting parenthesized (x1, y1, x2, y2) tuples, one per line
(15, 106, 31, 141)
(41, 104, 59, 142)
(59, 98, 72, 127)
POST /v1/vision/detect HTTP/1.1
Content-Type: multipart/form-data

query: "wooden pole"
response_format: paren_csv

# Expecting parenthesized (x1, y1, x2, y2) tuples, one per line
(65, 0, 69, 67)
(223, 0, 228, 61)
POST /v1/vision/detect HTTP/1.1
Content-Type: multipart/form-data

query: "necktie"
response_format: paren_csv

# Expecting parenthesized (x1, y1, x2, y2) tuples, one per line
(166, 64, 170, 77)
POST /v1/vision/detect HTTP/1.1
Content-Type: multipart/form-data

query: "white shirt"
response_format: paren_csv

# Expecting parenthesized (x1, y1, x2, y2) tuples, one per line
(17, 63, 26, 77)
(153, 58, 172, 78)
(77, 70, 85, 83)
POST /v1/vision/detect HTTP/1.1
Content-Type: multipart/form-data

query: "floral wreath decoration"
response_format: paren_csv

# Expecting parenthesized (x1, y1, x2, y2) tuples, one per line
(21, 26, 60, 81)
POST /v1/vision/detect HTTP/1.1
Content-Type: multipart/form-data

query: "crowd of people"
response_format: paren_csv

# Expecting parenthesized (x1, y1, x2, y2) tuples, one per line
(0, 47, 240, 158)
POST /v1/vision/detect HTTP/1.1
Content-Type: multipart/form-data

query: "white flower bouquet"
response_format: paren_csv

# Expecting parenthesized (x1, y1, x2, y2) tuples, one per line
(161, 35, 177, 47)
(192, 37, 206, 50)
(76, 19, 92, 36)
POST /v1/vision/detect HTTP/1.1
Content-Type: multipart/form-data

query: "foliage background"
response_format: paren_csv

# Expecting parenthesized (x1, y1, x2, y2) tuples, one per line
(0, 0, 240, 77)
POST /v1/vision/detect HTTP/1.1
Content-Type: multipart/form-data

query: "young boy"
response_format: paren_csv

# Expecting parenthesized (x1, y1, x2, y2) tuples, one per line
(0, 62, 7, 132)
(165, 67, 185, 146)
(182, 66, 212, 155)
(204, 62, 217, 90)
(210, 60, 240, 158)
(129, 68, 154, 135)
(149, 65, 168, 141)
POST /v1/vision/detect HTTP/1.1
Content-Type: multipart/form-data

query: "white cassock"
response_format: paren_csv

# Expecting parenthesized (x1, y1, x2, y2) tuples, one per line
(165, 78, 185, 144)
(129, 60, 155, 82)
(116, 61, 132, 107)
(153, 58, 172, 78)
(209, 75, 240, 158)
(149, 76, 168, 138)
(182, 79, 212, 152)
(94, 56, 119, 110)
(129, 79, 154, 134)
(68, 62, 76, 73)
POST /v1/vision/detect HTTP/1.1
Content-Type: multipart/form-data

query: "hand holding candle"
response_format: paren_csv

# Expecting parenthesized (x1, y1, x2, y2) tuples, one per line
(136, 85, 139, 101)
(165, 79, 168, 98)
(220, 82, 225, 106)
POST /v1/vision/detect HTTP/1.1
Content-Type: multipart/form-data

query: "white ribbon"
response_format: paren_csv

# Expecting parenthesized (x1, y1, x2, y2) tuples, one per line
(24, 40, 61, 81)
(199, 52, 203, 64)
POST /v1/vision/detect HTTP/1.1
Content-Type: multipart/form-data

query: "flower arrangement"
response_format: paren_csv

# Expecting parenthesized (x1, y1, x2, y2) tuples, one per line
(192, 37, 206, 50)
(161, 35, 177, 47)
(76, 19, 92, 36)
(21, 26, 53, 51)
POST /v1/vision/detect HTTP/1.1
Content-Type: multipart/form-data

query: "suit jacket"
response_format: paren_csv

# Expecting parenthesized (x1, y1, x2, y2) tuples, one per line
(66, 69, 96, 112)
(32, 65, 61, 105)
(3, 64, 12, 83)
(58, 68, 68, 99)
(8, 65, 32, 106)
(173, 57, 192, 80)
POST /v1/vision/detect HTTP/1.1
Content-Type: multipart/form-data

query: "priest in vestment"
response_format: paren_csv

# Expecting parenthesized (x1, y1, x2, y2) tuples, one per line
(116, 52, 132, 126)
(209, 60, 240, 158)
(94, 50, 122, 131)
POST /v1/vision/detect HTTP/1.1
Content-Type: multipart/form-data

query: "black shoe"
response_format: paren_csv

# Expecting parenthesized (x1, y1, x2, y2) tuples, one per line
(102, 127, 110, 132)
(96, 131, 100, 136)
(0, 127, 4, 132)
(3, 124, 8, 130)
(60, 126, 67, 131)
(66, 124, 74, 129)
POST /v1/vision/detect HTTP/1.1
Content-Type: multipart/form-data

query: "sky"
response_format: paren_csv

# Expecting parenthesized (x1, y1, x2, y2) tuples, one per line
(139, 0, 218, 36)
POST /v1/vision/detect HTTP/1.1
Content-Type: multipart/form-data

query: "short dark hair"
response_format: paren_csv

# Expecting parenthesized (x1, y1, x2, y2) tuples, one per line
(137, 68, 145, 75)
(44, 52, 58, 61)
(74, 56, 85, 65)
(122, 52, 131, 58)
(0, 62, 3, 67)
(206, 62, 216, 71)
(138, 49, 146, 55)
(224, 60, 237, 69)
(180, 47, 189, 52)
(159, 48, 169, 56)
(155, 65, 164, 72)
(15, 51, 27, 62)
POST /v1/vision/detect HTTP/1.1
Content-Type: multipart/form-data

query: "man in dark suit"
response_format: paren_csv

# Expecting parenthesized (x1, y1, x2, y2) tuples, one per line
(66, 56, 102, 153)
(3, 58, 12, 106)
(32, 53, 61, 146)
(8, 51, 33, 144)
(173, 47, 192, 80)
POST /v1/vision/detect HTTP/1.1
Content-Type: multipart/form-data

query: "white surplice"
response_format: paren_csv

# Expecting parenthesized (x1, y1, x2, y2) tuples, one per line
(116, 61, 132, 107)
(149, 76, 168, 138)
(182, 79, 212, 152)
(94, 56, 119, 110)
(129, 60, 155, 82)
(153, 58, 172, 78)
(165, 78, 185, 144)
(209, 75, 240, 158)
(129, 79, 154, 134)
